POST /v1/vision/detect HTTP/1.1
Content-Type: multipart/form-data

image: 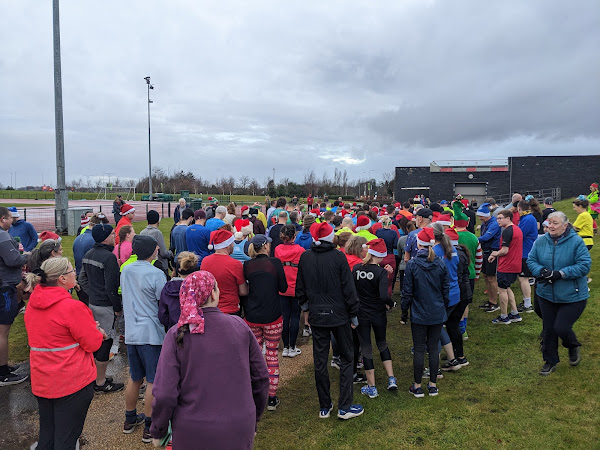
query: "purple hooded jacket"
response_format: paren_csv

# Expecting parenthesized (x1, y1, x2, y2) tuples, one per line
(158, 278, 184, 329)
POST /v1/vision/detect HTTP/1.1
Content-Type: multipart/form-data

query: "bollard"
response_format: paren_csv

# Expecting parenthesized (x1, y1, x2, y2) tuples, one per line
(168, 202, 171, 218)
(161, 203, 164, 217)
(146, 203, 149, 214)
(99, 205, 102, 213)
(23, 208, 26, 221)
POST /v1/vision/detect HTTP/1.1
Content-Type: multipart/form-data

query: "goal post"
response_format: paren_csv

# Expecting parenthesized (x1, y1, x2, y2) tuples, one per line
(96, 186, 136, 201)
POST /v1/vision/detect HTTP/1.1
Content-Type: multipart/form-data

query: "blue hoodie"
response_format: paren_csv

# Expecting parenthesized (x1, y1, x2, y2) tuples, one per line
(478, 216, 501, 251)
(295, 230, 313, 250)
(9, 220, 38, 252)
(433, 244, 460, 307)
(518, 213, 538, 258)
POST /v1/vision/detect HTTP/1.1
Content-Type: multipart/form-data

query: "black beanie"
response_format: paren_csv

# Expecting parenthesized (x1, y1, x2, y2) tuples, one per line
(92, 224, 113, 243)
(132, 235, 158, 260)
(147, 210, 160, 225)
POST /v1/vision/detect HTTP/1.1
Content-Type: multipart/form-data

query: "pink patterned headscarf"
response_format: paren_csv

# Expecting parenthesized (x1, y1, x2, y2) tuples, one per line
(177, 271, 217, 334)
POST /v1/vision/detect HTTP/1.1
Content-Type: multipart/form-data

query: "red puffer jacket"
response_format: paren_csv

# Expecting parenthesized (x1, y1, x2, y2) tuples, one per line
(275, 243, 305, 296)
(25, 285, 103, 398)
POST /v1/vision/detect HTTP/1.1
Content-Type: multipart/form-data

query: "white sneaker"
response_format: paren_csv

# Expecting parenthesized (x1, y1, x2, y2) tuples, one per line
(288, 347, 302, 357)
(302, 327, 312, 337)
(282, 347, 289, 357)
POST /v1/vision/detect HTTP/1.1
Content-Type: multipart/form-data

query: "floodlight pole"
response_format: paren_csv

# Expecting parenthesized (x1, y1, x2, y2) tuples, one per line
(53, 0, 68, 233)
(145, 76, 154, 200)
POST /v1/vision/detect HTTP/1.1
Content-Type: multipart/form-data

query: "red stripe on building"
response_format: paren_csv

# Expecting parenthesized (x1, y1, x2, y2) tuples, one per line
(491, 167, 509, 172)
(440, 168, 453, 172)
(466, 168, 477, 172)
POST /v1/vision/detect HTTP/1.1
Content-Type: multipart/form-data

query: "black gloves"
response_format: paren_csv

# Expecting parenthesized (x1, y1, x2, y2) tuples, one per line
(540, 268, 562, 283)
(401, 310, 409, 324)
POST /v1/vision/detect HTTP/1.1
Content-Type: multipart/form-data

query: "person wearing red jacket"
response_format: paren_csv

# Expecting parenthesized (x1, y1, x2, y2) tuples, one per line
(25, 257, 105, 450)
(275, 225, 305, 358)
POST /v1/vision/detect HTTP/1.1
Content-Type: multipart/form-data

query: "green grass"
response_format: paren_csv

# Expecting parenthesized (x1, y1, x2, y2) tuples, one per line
(7, 218, 175, 362)
(254, 198, 600, 449)
(0, 203, 54, 207)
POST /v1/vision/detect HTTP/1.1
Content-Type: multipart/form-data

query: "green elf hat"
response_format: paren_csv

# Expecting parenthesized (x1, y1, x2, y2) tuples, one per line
(452, 200, 470, 228)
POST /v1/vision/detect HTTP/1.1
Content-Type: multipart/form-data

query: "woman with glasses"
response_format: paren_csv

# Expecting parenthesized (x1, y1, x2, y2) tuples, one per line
(24, 257, 106, 449)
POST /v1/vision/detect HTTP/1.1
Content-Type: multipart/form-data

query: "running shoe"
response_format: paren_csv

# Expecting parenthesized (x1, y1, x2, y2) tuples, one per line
(456, 357, 469, 367)
(123, 413, 145, 434)
(288, 347, 302, 357)
(282, 347, 289, 357)
(94, 380, 124, 394)
(337, 404, 364, 419)
(319, 403, 333, 419)
(387, 376, 398, 390)
(478, 300, 492, 309)
(491, 315, 511, 325)
(360, 385, 379, 399)
(427, 384, 438, 396)
(441, 358, 462, 371)
(568, 347, 581, 366)
(409, 385, 424, 398)
(517, 303, 534, 314)
(508, 312, 522, 323)
(142, 428, 152, 444)
(462, 331, 469, 341)
(330, 356, 341, 370)
(302, 326, 312, 337)
(422, 368, 444, 379)
(267, 396, 280, 411)
(0, 372, 28, 386)
(539, 362, 556, 376)
(484, 303, 500, 313)
(353, 373, 367, 384)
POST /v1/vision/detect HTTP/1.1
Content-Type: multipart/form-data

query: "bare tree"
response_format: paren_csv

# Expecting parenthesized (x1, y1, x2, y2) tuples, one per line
(249, 179, 259, 196)
(239, 175, 250, 194)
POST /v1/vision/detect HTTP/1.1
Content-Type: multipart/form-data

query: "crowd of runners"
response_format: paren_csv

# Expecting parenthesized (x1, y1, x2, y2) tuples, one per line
(0, 181, 597, 449)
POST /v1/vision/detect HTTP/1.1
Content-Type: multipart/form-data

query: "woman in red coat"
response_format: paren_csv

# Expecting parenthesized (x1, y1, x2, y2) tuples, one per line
(25, 257, 105, 450)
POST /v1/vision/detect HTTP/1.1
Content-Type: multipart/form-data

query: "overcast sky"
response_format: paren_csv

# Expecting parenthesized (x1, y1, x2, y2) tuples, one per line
(1, 0, 598, 188)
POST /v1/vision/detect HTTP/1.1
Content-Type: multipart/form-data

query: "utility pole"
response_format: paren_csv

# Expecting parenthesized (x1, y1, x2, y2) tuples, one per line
(144, 77, 154, 200)
(53, 0, 68, 233)
(272, 168, 275, 185)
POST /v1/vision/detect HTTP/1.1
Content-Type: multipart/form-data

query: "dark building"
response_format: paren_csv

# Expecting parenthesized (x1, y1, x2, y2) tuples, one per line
(395, 155, 600, 204)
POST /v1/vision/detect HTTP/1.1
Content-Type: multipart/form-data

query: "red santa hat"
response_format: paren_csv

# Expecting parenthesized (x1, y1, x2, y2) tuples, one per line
(208, 229, 235, 250)
(234, 219, 253, 240)
(372, 206, 379, 215)
(120, 204, 135, 215)
(417, 228, 435, 247)
(445, 228, 460, 246)
(38, 231, 61, 243)
(355, 215, 371, 232)
(80, 215, 90, 226)
(310, 222, 335, 245)
(437, 213, 452, 226)
(310, 208, 321, 216)
(366, 238, 387, 258)
(240, 205, 249, 216)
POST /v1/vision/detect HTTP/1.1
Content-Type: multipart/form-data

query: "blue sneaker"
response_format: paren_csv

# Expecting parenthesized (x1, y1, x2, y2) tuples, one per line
(387, 376, 398, 390)
(427, 384, 438, 396)
(319, 403, 333, 419)
(492, 315, 511, 325)
(409, 385, 424, 398)
(337, 404, 364, 419)
(508, 312, 522, 323)
(361, 385, 379, 398)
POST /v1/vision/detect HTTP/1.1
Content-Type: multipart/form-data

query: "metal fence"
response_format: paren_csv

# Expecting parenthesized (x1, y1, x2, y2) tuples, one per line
(489, 188, 561, 206)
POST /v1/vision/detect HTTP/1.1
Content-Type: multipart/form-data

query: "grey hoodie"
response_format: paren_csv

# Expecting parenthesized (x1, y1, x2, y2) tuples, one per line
(0, 229, 27, 286)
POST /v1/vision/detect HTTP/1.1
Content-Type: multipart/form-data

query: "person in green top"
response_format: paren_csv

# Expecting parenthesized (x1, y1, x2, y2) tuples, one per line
(453, 201, 483, 339)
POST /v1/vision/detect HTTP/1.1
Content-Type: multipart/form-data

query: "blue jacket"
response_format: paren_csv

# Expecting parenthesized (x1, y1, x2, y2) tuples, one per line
(527, 227, 591, 303)
(478, 216, 501, 251)
(295, 230, 313, 250)
(433, 244, 460, 307)
(518, 213, 538, 258)
(73, 229, 95, 275)
(9, 220, 38, 252)
(401, 250, 449, 325)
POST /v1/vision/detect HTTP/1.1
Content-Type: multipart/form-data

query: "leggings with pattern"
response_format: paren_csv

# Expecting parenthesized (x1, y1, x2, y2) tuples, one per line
(248, 319, 283, 397)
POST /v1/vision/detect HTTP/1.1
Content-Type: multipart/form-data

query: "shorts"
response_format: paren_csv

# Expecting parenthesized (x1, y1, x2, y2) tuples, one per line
(519, 259, 533, 278)
(127, 344, 162, 383)
(482, 251, 498, 276)
(0, 285, 19, 325)
(497, 271, 519, 289)
(89, 304, 116, 340)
